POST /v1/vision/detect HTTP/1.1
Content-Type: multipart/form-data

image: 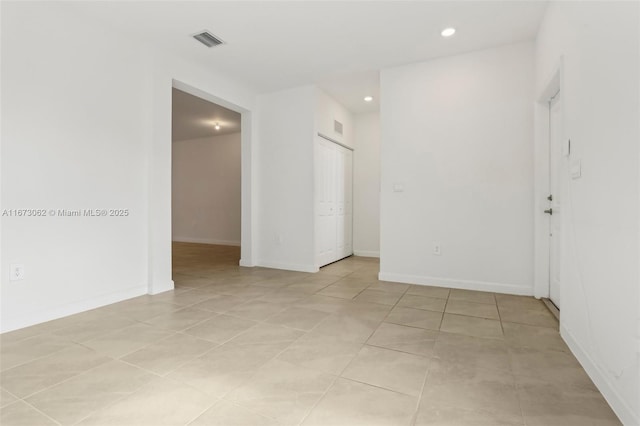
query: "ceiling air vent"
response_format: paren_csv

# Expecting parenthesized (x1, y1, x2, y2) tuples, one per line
(334, 120, 344, 135)
(192, 31, 225, 48)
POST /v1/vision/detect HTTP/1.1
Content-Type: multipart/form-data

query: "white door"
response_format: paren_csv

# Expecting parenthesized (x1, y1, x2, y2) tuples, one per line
(548, 92, 563, 308)
(315, 136, 354, 267)
(342, 148, 353, 258)
(335, 145, 353, 259)
(336, 145, 346, 256)
(315, 138, 337, 266)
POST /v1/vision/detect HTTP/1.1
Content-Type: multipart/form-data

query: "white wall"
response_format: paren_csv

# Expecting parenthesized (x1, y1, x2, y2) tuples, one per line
(255, 86, 355, 272)
(1, 2, 258, 332)
(535, 2, 639, 424)
(1, 2, 149, 331)
(315, 88, 354, 149)
(256, 86, 316, 272)
(353, 112, 380, 257)
(172, 133, 241, 246)
(379, 42, 535, 295)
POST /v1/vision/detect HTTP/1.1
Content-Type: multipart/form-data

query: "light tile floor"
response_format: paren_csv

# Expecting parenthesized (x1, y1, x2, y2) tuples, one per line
(0, 243, 620, 425)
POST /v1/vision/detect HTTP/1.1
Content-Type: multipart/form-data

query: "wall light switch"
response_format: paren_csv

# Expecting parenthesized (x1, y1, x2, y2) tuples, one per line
(433, 244, 442, 256)
(10, 264, 24, 281)
(571, 159, 582, 179)
(393, 183, 404, 193)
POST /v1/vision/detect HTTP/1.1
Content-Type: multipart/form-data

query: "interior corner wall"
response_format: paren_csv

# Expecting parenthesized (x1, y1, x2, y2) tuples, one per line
(379, 41, 535, 295)
(255, 86, 316, 272)
(353, 112, 381, 257)
(535, 2, 639, 424)
(172, 133, 241, 246)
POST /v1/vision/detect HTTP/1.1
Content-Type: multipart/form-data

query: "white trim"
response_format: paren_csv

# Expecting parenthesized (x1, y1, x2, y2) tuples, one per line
(173, 132, 242, 144)
(147, 280, 174, 295)
(239, 258, 255, 267)
(317, 132, 354, 151)
(560, 325, 636, 426)
(353, 250, 380, 258)
(533, 100, 551, 299)
(172, 237, 241, 246)
(533, 58, 564, 299)
(0, 284, 148, 333)
(257, 260, 319, 273)
(152, 79, 255, 296)
(378, 272, 533, 296)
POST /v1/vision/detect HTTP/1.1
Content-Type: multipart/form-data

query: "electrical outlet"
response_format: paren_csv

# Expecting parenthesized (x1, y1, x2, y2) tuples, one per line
(10, 264, 24, 281)
(433, 244, 441, 256)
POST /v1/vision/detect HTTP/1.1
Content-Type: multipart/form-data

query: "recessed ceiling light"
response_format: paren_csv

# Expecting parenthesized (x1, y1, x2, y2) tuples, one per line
(214, 122, 221, 130)
(364, 96, 374, 102)
(441, 27, 456, 37)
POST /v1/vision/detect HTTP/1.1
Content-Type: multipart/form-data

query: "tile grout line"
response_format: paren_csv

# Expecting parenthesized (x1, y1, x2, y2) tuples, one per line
(294, 373, 342, 426)
(2, 344, 118, 401)
(182, 397, 222, 426)
(311, 273, 428, 424)
(438, 289, 452, 332)
(7, 249, 598, 426)
(0, 343, 74, 374)
(495, 294, 507, 337)
(334, 374, 425, 399)
(223, 269, 372, 425)
(72, 366, 218, 425)
(11, 353, 154, 425)
(295, 263, 390, 425)
(410, 354, 435, 426)
(6, 398, 63, 426)
(495, 296, 527, 426)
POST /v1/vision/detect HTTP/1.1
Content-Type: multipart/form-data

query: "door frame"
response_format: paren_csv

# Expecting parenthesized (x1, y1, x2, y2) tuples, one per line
(533, 58, 564, 299)
(147, 76, 255, 295)
(314, 133, 355, 269)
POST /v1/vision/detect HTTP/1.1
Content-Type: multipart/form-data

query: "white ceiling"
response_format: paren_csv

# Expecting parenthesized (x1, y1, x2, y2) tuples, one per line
(172, 88, 241, 141)
(318, 70, 381, 114)
(70, 1, 548, 114)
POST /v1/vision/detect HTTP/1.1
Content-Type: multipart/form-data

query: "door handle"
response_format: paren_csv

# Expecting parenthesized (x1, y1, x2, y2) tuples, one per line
(544, 208, 553, 215)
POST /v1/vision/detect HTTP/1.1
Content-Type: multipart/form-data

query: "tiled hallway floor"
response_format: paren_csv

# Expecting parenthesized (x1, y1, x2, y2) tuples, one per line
(1, 243, 620, 425)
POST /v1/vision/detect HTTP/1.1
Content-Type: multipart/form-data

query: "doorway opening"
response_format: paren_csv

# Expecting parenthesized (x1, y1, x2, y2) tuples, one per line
(171, 87, 242, 279)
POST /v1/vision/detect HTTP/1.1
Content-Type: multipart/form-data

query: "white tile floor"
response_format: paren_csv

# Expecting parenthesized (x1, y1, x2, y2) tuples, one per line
(0, 243, 620, 425)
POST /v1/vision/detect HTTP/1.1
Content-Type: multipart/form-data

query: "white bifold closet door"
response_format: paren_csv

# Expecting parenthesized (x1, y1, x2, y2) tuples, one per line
(315, 135, 353, 267)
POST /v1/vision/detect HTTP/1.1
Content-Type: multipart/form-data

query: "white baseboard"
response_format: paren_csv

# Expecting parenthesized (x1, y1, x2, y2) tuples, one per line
(148, 279, 174, 295)
(377, 272, 533, 296)
(172, 237, 241, 246)
(257, 260, 319, 273)
(353, 250, 380, 258)
(0, 284, 148, 333)
(239, 259, 255, 267)
(560, 325, 637, 426)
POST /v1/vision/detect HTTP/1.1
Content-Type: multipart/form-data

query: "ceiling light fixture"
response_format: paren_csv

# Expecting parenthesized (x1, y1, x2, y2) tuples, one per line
(441, 27, 456, 37)
(364, 96, 374, 102)
(214, 122, 221, 130)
